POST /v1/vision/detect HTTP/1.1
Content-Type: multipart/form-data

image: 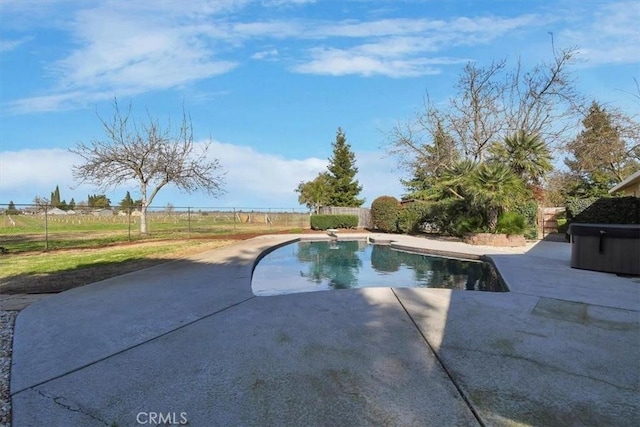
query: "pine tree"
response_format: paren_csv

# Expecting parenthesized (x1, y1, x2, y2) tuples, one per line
(325, 128, 364, 207)
(50, 185, 61, 208)
(565, 101, 636, 196)
(7, 201, 18, 214)
(119, 191, 135, 210)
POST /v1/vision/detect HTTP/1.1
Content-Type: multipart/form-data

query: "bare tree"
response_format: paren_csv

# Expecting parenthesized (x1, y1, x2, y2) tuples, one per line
(502, 40, 583, 150)
(450, 60, 506, 161)
(388, 41, 583, 179)
(71, 100, 225, 234)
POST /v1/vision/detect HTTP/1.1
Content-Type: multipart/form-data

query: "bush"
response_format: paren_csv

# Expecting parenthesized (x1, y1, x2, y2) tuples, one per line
(453, 215, 485, 236)
(565, 197, 600, 222)
(424, 199, 485, 236)
(512, 201, 538, 239)
(310, 214, 358, 230)
(496, 211, 526, 235)
(567, 196, 639, 224)
(557, 218, 569, 234)
(370, 196, 400, 232)
(396, 202, 431, 234)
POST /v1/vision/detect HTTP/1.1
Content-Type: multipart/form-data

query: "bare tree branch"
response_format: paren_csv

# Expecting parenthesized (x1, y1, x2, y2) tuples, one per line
(70, 99, 226, 234)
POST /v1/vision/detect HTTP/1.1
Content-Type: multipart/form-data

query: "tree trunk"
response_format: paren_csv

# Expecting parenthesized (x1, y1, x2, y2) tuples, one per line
(140, 183, 148, 234)
(487, 206, 499, 232)
(140, 205, 148, 234)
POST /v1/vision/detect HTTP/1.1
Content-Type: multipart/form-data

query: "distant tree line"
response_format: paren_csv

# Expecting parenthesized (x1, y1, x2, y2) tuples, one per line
(25, 186, 148, 213)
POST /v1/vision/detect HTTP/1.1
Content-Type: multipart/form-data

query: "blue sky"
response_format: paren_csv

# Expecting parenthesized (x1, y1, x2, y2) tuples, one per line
(1, 0, 639, 209)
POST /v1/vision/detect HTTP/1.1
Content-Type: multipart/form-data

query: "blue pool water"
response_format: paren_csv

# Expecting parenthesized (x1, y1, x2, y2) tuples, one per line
(252, 240, 506, 296)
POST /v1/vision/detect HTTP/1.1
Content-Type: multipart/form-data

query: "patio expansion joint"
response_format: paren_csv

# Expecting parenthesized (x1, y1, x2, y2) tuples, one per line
(391, 288, 485, 427)
(11, 295, 257, 397)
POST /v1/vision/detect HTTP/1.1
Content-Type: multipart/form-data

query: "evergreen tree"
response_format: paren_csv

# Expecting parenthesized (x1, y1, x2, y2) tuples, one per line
(88, 194, 111, 208)
(565, 101, 637, 196)
(50, 185, 61, 208)
(7, 201, 19, 214)
(325, 128, 364, 207)
(68, 198, 76, 210)
(402, 120, 459, 199)
(119, 191, 135, 210)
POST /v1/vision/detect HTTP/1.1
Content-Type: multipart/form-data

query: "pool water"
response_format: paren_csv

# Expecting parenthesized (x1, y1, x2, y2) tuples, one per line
(252, 240, 507, 296)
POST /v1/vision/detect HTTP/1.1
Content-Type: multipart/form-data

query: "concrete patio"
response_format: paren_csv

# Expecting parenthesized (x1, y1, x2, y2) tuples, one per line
(9, 234, 640, 426)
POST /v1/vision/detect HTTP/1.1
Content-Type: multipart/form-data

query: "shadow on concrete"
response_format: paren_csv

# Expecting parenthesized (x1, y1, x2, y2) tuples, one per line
(396, 238, 640, 426)
(9, 236, 640, 426)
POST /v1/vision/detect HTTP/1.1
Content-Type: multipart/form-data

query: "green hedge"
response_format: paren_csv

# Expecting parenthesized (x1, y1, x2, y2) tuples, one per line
(567, 196, 640, 224)
(566, 197, 600, 222)
(396, 202, 431, 234)
(310, 214, 358, 230)
(371, 196, 401, 232)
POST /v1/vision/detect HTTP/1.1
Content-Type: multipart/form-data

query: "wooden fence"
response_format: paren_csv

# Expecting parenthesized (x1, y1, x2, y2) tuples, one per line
(318, 206, 372, 229)
(538, 207, 565, 238)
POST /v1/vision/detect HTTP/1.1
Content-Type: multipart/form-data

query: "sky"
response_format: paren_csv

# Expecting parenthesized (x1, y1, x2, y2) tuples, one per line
(1, 0, 639, 210)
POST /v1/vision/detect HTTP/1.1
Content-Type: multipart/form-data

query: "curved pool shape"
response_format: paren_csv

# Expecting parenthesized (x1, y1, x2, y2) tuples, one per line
(252, 240, 507, 296)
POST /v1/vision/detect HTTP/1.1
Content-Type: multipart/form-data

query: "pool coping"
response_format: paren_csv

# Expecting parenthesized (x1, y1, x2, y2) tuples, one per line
(258, 235, 511, 293)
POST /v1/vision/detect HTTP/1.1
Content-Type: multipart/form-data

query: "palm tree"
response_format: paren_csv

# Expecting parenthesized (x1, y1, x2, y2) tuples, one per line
(490, 130, 553, 186)
(469, 162, 528, 231)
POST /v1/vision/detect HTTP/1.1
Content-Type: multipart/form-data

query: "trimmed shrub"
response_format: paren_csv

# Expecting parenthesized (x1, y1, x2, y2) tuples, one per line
(310, 214, 358, 230)
(370, 196, 400, 232)
(566, 197, 600, 222)
(396, 202, 431, 234)
(568, 196, 640, 224)
(496, 211, 526, 235)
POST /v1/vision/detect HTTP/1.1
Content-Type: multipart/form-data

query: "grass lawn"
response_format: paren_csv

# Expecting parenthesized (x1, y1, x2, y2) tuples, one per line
(0, 239, 238, 295)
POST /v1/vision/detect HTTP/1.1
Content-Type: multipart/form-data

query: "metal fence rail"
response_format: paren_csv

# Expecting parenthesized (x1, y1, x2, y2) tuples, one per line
(0, 204, 311, 252)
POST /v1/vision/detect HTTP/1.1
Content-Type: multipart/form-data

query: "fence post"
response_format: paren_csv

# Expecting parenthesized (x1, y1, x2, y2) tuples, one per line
(44, 205, 49, 251)
(233, 208, 236, 232)
(187, 207, 191, 239)
(128, 206, 132, 242)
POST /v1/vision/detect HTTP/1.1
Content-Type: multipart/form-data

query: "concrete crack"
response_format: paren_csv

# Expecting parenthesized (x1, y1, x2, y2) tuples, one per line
(440, 344, 638, 393)
(35, 388, 110, 426)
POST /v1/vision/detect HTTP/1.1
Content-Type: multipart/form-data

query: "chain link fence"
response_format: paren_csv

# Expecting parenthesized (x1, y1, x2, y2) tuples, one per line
(0, 204, 311, 253)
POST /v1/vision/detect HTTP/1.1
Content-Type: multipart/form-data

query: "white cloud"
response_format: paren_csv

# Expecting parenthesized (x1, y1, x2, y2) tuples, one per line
(0, 142, 403, 208)
(291, 14, 540, 77)
(292, 47, 445, 77)
(562, 1, 640, 65)
(251, 48, 279, 60)
(0, 37, 30, 52)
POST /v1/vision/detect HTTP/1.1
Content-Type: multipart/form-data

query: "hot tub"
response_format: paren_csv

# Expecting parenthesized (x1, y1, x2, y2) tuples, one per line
(568, 223, 640, 275)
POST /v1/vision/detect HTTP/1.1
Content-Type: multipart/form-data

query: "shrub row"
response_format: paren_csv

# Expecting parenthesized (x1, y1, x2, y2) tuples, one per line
(370, 196, 529, 237)
(310, 214, 358, 230)
(567, 196, 640, 224)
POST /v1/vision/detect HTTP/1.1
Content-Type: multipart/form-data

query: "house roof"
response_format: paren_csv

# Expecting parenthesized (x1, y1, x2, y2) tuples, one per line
(609, 170, 640, 194)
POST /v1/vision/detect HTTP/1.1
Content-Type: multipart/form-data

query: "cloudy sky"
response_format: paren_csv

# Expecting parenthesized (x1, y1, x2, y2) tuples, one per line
(1, 0, 639, 209)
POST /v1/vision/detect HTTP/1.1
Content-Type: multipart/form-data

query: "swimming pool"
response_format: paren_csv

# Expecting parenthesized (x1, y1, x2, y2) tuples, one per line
(252, 240, 507, 296)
